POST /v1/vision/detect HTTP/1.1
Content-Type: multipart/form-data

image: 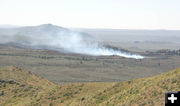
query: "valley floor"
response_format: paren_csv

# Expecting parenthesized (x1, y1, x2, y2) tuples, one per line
(0, 44, 180, 83)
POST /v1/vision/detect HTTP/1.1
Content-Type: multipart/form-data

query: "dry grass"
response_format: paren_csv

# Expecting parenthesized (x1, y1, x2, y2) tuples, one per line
(0, 45, 180, 83)
(0, 66, 180, 106)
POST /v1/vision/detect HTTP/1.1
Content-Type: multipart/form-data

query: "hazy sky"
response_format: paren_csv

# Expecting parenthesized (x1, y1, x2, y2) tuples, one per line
(0, 0, 180, 29)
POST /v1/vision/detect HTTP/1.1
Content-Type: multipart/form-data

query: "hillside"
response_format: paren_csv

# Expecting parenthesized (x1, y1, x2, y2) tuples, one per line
(0, 66, 180, 106)
(0, 24, 92, 45)
(0, 66, 56, 105)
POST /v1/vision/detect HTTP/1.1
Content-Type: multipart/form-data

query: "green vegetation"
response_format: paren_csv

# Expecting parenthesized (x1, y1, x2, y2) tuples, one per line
(0, 66, 180, 106)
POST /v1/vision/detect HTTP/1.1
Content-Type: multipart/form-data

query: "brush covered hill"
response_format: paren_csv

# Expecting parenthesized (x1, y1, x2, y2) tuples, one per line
(0, 66, 180, 106)
(0, 66, 56, 105)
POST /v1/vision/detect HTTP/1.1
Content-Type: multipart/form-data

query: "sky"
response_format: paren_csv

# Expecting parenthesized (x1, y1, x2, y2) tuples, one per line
(0, 0, 180, 29)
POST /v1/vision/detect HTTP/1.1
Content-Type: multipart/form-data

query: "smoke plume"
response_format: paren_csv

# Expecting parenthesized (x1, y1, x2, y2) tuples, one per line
(0, 24, 144, 59)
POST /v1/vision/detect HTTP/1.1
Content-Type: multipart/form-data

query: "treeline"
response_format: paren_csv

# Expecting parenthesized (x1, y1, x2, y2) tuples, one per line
(37, 56, 54, 59)
(0, 53, 54, 59)
(0, 53, 28, 57)
(156, 49, 180, 55)
(146, 49, 180, 56)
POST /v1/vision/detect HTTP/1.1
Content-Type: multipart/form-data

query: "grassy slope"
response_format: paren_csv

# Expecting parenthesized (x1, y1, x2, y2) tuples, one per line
(78, 68, 180, 106)
(0, 66, 56, 106)
(0, 66, 180, 106)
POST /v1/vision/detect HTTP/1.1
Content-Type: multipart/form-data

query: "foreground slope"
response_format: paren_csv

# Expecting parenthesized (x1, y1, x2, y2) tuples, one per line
(0, 66, 56, 105)
(77, 68, 180, 106)
(0, 66, 180, 106)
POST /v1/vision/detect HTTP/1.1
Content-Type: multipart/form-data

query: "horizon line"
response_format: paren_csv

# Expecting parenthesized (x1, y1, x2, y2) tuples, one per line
(1, 24, 180, 31)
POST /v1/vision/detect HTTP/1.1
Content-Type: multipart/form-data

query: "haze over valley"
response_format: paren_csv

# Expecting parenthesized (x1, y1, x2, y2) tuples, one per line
(0, 24, 180, 83)
(0, 0, 180, 105)
(0, 24, 144, 59)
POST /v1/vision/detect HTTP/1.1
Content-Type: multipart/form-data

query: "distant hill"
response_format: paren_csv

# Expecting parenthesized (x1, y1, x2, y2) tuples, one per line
(0, 66, 180, 105)
(0, 24, 91, 37)
(0, 24, 92, 45)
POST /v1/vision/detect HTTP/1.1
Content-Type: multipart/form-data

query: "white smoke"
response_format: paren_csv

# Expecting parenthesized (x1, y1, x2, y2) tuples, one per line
(0, 24, 144, 59)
